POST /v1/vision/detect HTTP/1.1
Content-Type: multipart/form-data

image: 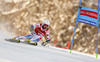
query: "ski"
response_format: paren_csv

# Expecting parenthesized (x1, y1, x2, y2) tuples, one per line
(5, 38, 19, 43)
(5, 38, 37, 46)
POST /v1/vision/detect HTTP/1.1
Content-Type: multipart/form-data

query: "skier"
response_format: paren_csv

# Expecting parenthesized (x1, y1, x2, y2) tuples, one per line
(11, 20, 50, 46)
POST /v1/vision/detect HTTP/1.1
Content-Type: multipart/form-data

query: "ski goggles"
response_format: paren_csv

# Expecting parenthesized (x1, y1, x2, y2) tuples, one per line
(43, 24, 49, 28)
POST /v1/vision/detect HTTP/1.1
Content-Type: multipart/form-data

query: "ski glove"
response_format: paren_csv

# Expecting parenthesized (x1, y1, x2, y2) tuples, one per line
(42, 41, 47, 46)
(42, 40, 50, 46)
(30, 25, 35, 34)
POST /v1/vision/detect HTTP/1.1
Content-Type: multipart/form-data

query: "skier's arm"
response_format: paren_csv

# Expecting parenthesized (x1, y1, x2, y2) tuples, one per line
(46, 30, 50, 42)
(30, 25, 35, 34)
(30, 24, 40, 33)
(42, 30, 50, 46)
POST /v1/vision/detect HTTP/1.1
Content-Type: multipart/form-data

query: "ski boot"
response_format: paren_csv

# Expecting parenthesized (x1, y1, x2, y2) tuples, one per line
(12, 38, 20, 43)
(25, 39, 37, 46)
(32, 42, 38, 46)
(25, 39, 31, 43)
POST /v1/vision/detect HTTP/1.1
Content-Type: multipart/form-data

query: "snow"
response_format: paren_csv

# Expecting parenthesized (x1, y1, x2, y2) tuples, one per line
(0, 29, 100, 62)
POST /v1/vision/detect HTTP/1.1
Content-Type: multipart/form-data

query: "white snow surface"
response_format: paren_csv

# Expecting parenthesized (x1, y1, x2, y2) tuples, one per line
(0, 29, 100, 62)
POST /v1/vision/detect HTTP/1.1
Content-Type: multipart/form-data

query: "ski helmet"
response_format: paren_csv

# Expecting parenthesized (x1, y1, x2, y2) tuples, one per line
(42, 20, 50, 26)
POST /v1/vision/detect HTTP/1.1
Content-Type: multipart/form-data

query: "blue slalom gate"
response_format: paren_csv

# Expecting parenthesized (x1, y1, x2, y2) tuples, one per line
(70, 0, 100, 58)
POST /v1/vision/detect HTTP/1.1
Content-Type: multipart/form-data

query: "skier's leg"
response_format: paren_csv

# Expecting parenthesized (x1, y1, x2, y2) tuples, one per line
(12, 33, 32, 42)
(26, 33, 43, 45)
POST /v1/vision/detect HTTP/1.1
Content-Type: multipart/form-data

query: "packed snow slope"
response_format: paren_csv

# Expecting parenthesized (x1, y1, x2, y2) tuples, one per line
(0, 29, 100, 62)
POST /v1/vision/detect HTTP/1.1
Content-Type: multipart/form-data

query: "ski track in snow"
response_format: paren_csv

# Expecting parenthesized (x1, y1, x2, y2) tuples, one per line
(0, 29, 100, 62)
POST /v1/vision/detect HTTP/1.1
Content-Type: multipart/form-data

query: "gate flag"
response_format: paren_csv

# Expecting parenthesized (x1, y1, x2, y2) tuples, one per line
(78, 7, 99, 27)
(70, 0, 100, 58)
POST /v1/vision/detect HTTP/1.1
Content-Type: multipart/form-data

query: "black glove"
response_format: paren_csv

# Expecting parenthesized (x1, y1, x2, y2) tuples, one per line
(42, 41, 47, 46)
(41, 40, 50, 46)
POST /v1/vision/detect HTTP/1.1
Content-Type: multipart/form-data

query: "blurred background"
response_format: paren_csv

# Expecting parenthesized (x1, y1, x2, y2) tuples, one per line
(0, 0, 100, 55)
